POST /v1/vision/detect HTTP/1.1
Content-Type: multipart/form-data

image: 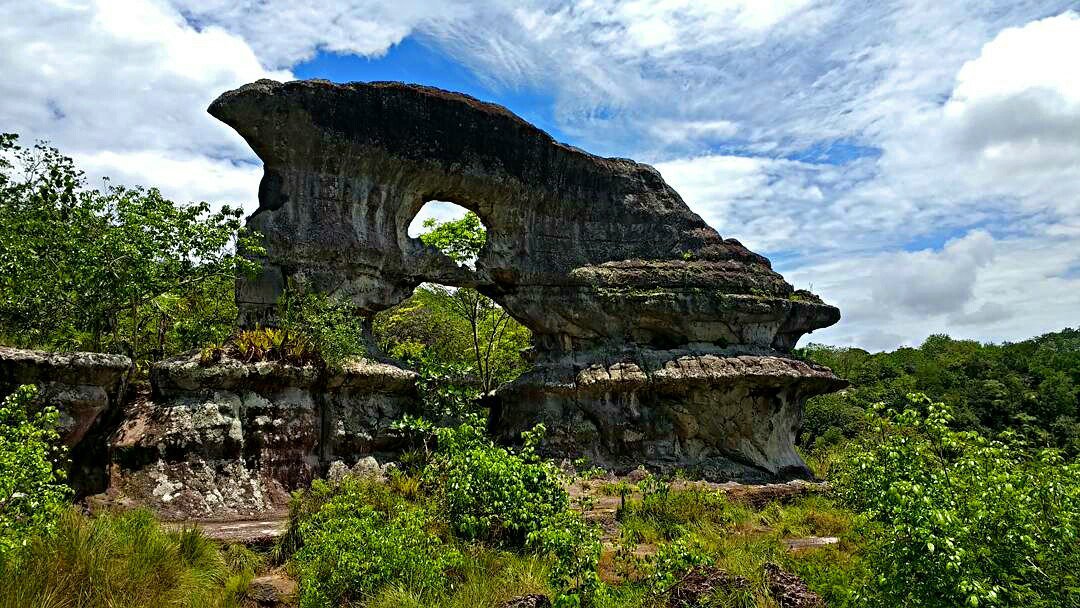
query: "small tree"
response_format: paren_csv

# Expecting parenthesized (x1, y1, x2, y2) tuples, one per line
(0, 385, 70, 564)
(381, 211, 532, 393)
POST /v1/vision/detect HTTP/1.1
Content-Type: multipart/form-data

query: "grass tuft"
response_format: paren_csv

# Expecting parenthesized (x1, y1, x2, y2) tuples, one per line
(0, 508, 251, 608)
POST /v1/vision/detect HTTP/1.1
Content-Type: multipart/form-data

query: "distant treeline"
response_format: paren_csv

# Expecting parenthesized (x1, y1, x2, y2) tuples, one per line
(799, 329, 1080, 452)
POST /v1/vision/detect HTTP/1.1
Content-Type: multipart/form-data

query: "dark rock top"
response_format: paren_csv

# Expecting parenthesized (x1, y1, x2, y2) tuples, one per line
(209, 79, 839, 355)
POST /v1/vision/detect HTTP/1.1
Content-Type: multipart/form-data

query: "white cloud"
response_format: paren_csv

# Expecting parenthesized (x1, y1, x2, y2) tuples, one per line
(785, 231, 1080, 351)
(877, 11, 1080, 218)
(170, 0, 477, 68)
(77, 150, 262, 211)
(3, 0, 1077, 350)
(0, 0, 288, 211)
(868, 231, 995, 317)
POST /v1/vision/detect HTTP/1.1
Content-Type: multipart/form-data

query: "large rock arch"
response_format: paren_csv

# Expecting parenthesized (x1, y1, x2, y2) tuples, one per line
(210, 79, 845, 480)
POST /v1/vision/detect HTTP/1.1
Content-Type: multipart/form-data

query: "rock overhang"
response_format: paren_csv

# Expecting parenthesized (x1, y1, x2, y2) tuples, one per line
(208, 78, 840, 353)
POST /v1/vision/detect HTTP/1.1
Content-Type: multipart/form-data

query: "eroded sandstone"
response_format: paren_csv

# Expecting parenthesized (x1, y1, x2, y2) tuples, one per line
(106, 354, 418, 520)
(208, 79, 844, 481)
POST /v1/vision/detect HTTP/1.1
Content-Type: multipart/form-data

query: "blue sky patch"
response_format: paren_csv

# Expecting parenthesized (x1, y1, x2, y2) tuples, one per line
(294, 37, 569, 143)
(786, 140, 881, 165)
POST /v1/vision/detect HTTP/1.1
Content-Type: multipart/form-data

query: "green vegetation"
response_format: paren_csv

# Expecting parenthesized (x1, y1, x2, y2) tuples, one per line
(800, 330, 1080, 452)
(0, 385, 70, 564)
(0, 508, 256, 608)
(282, 417, 602, 607)
(418, 211, 487, 266)
(428, 418, 568, 544)
(279, 291, 368, 371)
(202, 292, 369, 371)
(0, 133, 261, 365)
(2, 134, 1079, 607)
(833, 393, 1080, 607)
(376, 212, 531, 394)
(292, 478, 463, 607)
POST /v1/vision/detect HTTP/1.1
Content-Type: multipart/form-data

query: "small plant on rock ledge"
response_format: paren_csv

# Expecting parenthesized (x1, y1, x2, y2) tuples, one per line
(200, 291, 367, 371)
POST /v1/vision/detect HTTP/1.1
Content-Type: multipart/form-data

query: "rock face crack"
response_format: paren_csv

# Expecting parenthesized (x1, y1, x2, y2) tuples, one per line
(208, 78, 845, 482)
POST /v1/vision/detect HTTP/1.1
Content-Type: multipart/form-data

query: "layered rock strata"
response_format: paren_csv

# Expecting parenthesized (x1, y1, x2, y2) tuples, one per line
(0, 346, 131, 496)
(492, 351, 845, 481)
(1, 345, 417, 519)
(208, 78, 844, 480)
(107, 355, 418, 520)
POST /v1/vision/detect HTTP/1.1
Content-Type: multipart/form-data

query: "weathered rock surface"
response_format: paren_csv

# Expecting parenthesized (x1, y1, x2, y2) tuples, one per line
(493, 351, 845, 479)
(764, 563, 825, 608)
(667, 566, 750, 607)
(208, 78, 843, 481)
(0, 346, 131, 496)
(106, 354, 417, 520)
(208, 79, 838, 352)
(499, 595, 552, 608)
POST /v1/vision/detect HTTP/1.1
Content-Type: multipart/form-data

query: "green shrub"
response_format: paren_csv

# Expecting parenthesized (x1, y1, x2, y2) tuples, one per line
(0, 385, 70, 564)
(0, 508, 249, 608)
(618, 486, 750, 543)
(526, 510, 603, 606)
(800, 392, 867, 447)
(647, 536, 715, 596)
(275, 475, 415, 564)
(223, 542, 265, 576)
(834, 393, 1080, 607)
(279, 291, 367, 371)
(428, 416, 568, 545)
(291, 477, 462, 608)
(203, 326, 319, 366)
(426, 417, 605, 604)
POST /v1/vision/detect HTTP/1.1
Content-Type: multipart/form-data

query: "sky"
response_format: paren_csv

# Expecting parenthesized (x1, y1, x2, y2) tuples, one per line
(2, 0, 1078, 351)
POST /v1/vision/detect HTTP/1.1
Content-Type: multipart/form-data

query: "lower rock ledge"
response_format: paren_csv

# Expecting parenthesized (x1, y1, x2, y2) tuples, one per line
(104, 353, 420, 520)
(490, 351, 846, 482)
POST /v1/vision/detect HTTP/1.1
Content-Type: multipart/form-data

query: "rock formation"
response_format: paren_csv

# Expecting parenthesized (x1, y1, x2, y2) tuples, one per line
(108, 354, 417, 519)
(1, 346, 416, 520)
(0, 346, 130, 497)
(209, 79, 844, 481)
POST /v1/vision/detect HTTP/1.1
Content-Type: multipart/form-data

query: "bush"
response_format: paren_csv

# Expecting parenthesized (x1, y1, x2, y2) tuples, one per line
(0, 385, 69, 564)
(426, 417, 605, 604)
(834, 393, 1080, 607)
(280, 291, 367, 371)
(0, 508, 249, 608)
(202, 326, 319, 366)
(617, 485, 749, 543)
(291, 477, 462, 608)
(800, 392, 867, 447)
(427, 416, 568, 545)
(204, 292, 368, 371)
(526, 510, 603, 605)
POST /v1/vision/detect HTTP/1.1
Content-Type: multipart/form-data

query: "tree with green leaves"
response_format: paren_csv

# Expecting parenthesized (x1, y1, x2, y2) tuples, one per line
(0, 133, 263, 364)
(834, 393, 1080, 607)
(799, 330, 1080, 452)
(418, 211, 486, 266)
(377, 212, 531, 394)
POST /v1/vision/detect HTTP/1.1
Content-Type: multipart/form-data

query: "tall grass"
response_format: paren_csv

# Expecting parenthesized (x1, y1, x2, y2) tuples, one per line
(0, 508, 251, 608)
